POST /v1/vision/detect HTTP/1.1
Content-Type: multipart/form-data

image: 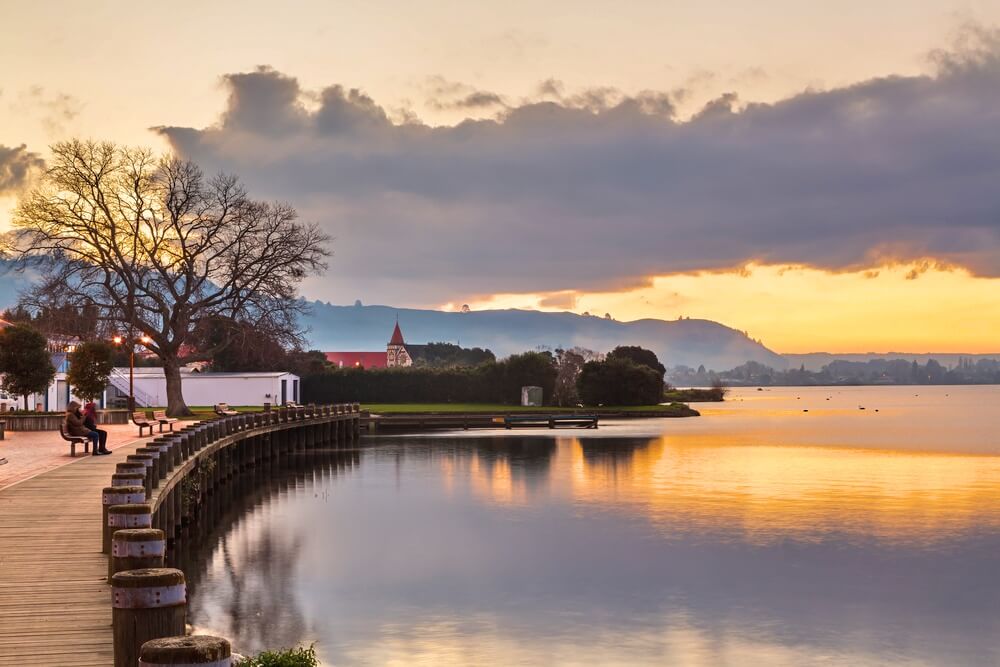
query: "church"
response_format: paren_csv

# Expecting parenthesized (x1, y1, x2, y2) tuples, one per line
(324, 322, 413, 369)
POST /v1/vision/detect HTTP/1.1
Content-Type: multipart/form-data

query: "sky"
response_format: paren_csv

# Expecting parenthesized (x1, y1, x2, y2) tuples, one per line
(1, 1, 1000, 353)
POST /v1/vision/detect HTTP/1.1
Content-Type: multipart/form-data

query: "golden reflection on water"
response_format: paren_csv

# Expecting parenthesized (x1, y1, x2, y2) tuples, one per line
(555, 435, 1000, 545)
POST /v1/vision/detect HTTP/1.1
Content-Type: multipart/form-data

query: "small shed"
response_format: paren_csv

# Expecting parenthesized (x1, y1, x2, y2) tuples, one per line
(521, 386, 543, 407)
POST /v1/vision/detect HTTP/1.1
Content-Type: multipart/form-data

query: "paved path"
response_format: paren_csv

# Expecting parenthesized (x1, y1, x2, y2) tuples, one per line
(0, 434, 148, 666)
(0, 424, 148, 491)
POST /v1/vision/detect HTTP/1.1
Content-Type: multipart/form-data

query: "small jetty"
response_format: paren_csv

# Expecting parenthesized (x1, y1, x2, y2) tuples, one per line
(503, 415, 598, 429)
(365, 412, 607, 431)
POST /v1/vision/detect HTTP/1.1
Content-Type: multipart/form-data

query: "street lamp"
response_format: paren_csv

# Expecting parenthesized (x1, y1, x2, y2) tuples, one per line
(112, 334, 152, 411)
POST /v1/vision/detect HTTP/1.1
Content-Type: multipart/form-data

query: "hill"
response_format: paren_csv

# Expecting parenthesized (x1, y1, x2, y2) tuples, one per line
(785, 352, 1000, 371)
(301, 302, 787, 371)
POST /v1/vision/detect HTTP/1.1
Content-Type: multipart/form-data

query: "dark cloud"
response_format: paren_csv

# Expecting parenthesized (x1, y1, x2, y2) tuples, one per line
(425, 76, 506, 111)
(0, 144, 44, 195)
(155, 28, 1000, 305)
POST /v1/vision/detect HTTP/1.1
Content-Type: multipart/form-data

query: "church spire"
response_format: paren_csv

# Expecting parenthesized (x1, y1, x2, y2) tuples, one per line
(389, 321, 405, 346)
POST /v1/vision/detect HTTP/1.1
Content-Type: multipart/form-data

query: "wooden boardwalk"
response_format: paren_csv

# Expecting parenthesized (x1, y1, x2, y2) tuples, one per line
(0, 438, 144, 666)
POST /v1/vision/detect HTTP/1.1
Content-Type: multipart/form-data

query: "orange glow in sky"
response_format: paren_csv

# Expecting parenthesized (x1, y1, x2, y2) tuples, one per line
(446, 261, 1000, 353)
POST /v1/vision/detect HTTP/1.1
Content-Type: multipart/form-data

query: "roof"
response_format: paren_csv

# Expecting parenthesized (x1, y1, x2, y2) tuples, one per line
(325, 351, 387, 368)
(117, 368, 299, 379)
(389, 322, 406, 346)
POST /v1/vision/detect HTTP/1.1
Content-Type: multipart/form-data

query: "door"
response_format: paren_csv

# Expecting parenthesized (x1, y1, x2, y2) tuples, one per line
(281, 379, 287, 405)
(56, 380, 68, 411)
(293, 379, 299, 403)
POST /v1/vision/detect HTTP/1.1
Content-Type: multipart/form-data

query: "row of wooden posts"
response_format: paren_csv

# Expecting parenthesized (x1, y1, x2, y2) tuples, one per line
(100, 403, 361, 666)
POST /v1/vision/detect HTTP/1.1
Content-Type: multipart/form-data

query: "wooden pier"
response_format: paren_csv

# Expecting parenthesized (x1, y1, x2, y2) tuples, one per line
(0, 404, 360, 666)
(0, 442, 142, 666)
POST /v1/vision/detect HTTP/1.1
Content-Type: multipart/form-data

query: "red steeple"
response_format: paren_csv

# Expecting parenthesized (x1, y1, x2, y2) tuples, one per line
(389, 321, 405, 346)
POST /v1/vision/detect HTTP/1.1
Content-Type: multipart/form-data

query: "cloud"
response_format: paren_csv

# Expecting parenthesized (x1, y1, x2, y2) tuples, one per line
(12, 87, 82, 136)
(154, 27, 1000, 305)
(424, 76, 507, 111)
(0, 144, 44, 195)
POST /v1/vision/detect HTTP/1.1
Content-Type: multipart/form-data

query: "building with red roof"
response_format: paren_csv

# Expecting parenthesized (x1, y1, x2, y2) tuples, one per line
(324, 351, 390, 369)
(325, 322, 413, 369)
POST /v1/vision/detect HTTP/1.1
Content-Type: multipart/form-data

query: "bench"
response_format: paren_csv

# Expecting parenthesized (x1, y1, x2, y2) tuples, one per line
(214, 403, 239, 417)
(132, 411, 156, 437)
(153, 410, 178, 432)
(59, 424, 90, 457)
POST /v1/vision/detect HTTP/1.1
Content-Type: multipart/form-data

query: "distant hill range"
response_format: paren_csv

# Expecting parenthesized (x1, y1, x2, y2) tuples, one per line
(0, 261, 996, 372)
(301, 302, 788, 371)
(785, 352, 1000, 372)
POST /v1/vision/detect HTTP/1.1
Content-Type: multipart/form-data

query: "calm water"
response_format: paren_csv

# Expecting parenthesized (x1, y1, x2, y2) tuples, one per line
(178, 386, 1000, 665)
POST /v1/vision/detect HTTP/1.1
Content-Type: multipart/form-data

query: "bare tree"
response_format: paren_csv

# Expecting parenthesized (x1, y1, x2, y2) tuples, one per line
(8, 140, 329, 415)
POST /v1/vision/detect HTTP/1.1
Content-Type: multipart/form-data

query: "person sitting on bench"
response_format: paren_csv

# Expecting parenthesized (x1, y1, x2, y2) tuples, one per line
(65, 401, 109, 456)
(83, 401, 110, 454)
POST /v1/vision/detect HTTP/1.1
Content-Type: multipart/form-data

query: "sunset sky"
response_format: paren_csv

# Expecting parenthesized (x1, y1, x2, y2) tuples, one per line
(2, 1, 1000, 353)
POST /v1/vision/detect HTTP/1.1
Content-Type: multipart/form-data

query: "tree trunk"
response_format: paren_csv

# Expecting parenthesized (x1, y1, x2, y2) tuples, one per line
(23, 394, 28, 411)
(162, 357, 193, 417)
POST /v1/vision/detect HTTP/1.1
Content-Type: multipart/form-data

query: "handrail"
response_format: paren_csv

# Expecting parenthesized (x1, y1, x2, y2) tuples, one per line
(108, 368, 156, 408)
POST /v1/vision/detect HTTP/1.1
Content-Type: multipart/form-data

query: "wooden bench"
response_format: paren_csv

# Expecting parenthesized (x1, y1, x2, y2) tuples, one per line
(59, 424, 90, 456)
(214, 403, 239, 417)
(152, 410, 178, 432)
(132, 411, 156, 437)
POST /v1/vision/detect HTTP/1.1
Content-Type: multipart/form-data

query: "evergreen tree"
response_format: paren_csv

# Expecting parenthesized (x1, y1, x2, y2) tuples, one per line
(0, 325, 55, 409)
(66, 341, 116, 401)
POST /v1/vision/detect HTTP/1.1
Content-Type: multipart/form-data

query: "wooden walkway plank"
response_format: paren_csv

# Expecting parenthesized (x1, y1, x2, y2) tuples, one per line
(0, 438, 145, 666)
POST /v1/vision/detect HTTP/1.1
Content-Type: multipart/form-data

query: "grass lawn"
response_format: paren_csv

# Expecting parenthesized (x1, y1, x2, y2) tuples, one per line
(148, 405, 261, 421)
(363, 403, 695, 415)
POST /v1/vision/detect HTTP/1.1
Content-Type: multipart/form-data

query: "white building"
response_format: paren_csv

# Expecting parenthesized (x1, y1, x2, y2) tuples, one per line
(32, 364, 301, 411)
(116, 368, 301, 408)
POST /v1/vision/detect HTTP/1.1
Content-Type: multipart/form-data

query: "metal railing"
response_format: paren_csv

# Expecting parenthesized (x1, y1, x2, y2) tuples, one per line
(108, 368, 156, 408)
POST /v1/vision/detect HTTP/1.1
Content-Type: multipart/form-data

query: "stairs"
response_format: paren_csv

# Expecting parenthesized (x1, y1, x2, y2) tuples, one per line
(108, 368, 156, 408)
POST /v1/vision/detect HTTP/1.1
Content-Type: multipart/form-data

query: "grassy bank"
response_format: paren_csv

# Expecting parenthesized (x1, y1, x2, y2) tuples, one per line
(158, 402, 701, 421)
(363, 403, 698, 416)
(663, 388, 725, 402)
(153, 406, 260, 421)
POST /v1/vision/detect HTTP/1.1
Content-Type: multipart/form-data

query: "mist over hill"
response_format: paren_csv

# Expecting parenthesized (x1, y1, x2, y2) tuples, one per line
(301, 302, 788, 371)
(785, 352, 1000, 371)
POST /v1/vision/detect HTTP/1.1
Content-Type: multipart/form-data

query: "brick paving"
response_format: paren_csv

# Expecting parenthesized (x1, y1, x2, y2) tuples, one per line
(0, 424, 154, 491)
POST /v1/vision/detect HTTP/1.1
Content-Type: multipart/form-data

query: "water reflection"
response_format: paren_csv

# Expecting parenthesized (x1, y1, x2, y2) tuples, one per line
(182, 396, 1000, 666)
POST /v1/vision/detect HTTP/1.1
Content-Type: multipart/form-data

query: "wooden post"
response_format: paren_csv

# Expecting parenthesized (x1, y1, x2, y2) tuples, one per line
(106, 504, 153, 554)
(139, 635, 232, 666)
(143, 444, 171, 480)
(102, 486, 146, 554)
(110, 528, 165, 582)
(116, 461, 146, 476)
(112, 568, 186, 667)
(110, 472, 146, 493)
(127, 454, 156, 494)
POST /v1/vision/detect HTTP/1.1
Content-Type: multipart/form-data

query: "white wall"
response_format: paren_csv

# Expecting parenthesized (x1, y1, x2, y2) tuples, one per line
(131, 373, 300, 407)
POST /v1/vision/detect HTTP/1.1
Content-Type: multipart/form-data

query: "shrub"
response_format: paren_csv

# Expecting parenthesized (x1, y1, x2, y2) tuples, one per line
(302, 354, 557, 405)
(577, 358, 664, 406)
(240, 644, 319, 667)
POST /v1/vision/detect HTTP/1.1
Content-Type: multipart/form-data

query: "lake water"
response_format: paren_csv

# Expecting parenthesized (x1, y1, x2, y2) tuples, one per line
(178, 386, 1000, 665)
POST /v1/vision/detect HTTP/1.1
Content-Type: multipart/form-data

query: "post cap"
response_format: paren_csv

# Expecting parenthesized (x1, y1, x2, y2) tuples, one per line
(140, 635, 231, 664)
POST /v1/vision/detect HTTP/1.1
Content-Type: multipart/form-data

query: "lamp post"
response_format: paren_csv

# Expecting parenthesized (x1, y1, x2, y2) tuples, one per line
(112, 334, 152, 411)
